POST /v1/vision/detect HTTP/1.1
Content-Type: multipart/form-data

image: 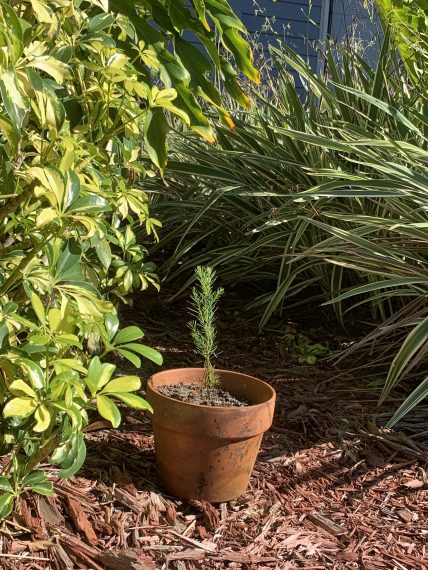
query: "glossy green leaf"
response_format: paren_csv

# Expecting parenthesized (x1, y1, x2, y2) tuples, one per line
(18, 359, 45, 389)
(116, 348, 141, 368)
(95, 238, 112, 269)
(0, 492, 14, 520)
(58, 433, 86, 478)
(0, 477, 13, 493)
(22, 470, 49, 487)
(30, 481, 54, 496)
(123, 343, 163, 366)
(86, 357, 116, 395)
(114, 326, 144, 345)
(144, 108, 169, 172)
(104, 314, 120, 343)
(55, 240, 84, 283)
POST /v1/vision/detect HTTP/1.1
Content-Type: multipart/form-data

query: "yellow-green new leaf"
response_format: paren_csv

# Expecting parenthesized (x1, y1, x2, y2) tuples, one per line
(33, 405, 51, 432)
(3, 397, 37, 418)
(9, 380, 36, 398)
(102, 376, 141, 394)
(48, 308, 61, 332)
(30, 0, 53, 23)
(96, 395, 121, 428)
(30, 292, 46, 324)
(36, 207, 58, 228)
(0, 70, 28, 133)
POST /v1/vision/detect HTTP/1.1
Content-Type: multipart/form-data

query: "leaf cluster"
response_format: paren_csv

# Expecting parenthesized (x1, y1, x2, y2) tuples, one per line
(0, 0, 255, 517)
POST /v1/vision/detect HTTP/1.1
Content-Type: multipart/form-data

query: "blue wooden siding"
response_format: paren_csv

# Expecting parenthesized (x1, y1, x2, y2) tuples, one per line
(228, 1, 378, 65)
(184, 1, 378, 85)
(229, 0, 321, 66)
(330, 0, 382, 65)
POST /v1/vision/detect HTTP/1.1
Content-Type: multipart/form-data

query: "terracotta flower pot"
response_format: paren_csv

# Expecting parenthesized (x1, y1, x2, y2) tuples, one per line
(146, 368, 276, 503)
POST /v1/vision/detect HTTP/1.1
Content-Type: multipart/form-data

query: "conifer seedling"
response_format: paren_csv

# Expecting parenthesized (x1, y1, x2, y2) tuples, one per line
(189, 266, 224, 389)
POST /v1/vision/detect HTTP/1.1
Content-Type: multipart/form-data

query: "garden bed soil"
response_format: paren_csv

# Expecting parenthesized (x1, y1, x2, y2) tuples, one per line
(1, 287, 427, 570)
(156, 383, 250, 407)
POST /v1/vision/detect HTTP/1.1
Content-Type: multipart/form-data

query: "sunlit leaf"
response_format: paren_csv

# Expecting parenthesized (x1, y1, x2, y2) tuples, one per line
(102, 375, 141, 394)
(9, 380, 37, 398)
(96, 395, 121, 428)
(3, 397, 37, 418)
(113, 392, 153, 412)
(33, 405, 51, 433)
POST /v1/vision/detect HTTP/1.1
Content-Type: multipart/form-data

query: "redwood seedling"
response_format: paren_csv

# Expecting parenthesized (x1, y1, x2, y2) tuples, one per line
(189, 266, 224, 388)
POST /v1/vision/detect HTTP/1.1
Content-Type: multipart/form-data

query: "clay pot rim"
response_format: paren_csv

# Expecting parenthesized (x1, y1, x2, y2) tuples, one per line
(148, 367, 275, 411)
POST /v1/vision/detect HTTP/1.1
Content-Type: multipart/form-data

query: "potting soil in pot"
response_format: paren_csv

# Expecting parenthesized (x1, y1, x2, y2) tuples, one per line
(157, 383, 250, 407)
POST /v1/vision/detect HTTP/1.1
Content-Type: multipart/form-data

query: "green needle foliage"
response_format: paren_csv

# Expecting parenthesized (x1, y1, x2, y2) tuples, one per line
(189, 266, 224, 388)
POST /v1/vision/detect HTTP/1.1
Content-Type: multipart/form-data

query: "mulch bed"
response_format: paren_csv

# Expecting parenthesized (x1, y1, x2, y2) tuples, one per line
(0, 289, 427, 569)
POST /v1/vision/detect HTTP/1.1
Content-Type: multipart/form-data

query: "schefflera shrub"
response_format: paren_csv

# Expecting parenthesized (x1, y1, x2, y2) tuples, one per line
(0, 0, 257, 517)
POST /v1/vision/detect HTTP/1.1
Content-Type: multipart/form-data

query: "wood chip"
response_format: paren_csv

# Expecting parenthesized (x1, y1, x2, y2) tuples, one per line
(404, 479, 424, 489)
(97, 549, 157, 570)
(67, 497, 98, 546)
(307, 512, 347, 537)
(114, 488, 141, 514)
(167, 549, 205, 561)
(38, 497, 64, 527)
(51, 544, 74, 570)
(397, 509, 413, 523)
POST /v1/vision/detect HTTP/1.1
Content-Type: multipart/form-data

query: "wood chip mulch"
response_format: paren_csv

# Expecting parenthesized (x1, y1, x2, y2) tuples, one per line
(0, 290, 427, 569)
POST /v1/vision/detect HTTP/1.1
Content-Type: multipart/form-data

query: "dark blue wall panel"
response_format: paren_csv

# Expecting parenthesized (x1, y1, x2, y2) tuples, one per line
(229, 0, 321, 60)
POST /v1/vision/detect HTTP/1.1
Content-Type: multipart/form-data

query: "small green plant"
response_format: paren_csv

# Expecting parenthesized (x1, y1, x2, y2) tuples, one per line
(189, 266, 224, 388)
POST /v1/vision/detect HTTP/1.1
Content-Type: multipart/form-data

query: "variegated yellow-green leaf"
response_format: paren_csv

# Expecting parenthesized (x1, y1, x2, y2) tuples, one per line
(0, 70, 28, 133)
(96, 395, 121, 428)
(30, 292, 46, 324)
(48, 308, 61, 333)
(33, 405, 51, 432)
(36, 207, 58, 228)
(30, 0, 53, 23)
(8, 380, 36, 398)
(102, 376, 141, 394)
(27, 56, 72, 84)
(3, 397, 37, 418)
(113, 392, 153, 412)
(18, 359, 45, 389)
(0, 492, 14, 519)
